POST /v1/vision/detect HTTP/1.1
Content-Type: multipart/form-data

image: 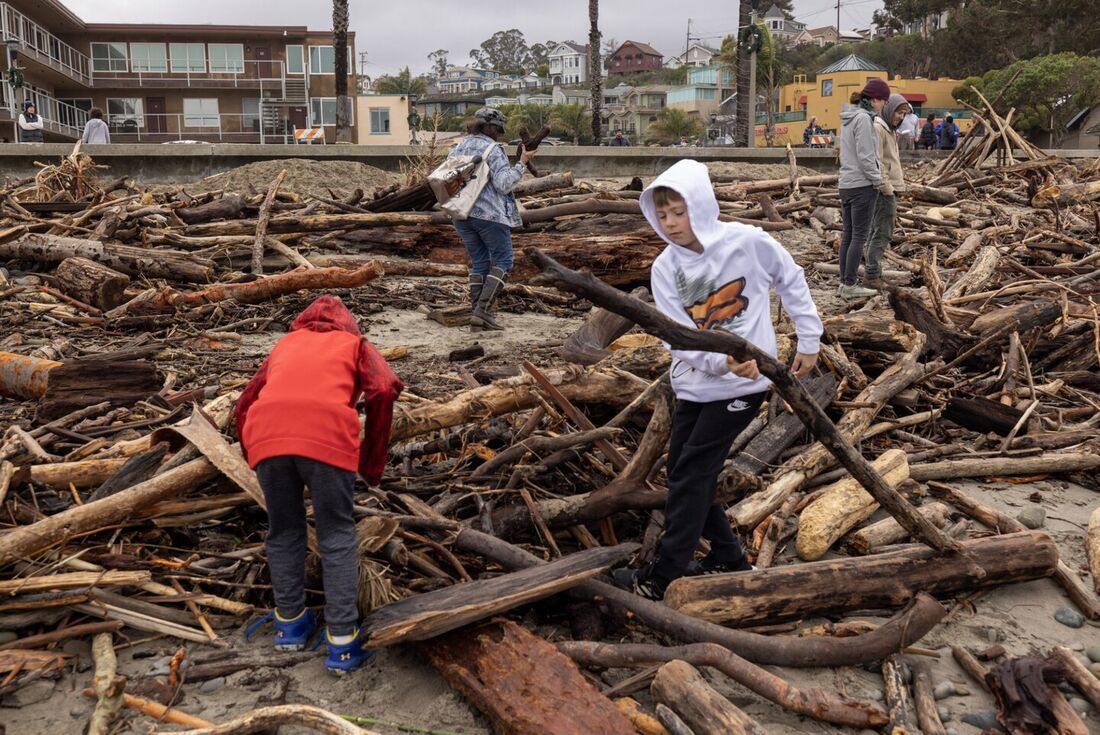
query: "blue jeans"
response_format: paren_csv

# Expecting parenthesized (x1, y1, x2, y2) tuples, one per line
(453, 217, 514, 276)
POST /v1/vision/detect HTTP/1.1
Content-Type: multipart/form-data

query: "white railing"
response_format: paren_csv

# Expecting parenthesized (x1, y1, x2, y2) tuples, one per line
(91, 59, 290, 98)
(1, 80, 89, 138)
(0, 3, 91, 85)
(104, 112, 296, 144)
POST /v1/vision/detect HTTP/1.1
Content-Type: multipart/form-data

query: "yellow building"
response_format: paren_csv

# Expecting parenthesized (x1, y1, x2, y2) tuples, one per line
(755, 54, 974, 147)
(356, 94, 413, 145)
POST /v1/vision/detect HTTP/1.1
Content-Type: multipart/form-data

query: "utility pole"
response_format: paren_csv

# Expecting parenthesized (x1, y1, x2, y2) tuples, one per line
(836, 0, 841, 35)
(359, 51, 369, 77)
(747, 2, 758, 148)
(685, 18, 691, 55)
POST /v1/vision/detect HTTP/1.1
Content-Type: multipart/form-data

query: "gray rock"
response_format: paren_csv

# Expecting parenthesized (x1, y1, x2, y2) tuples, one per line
(985, 626, 1007, 642)
(1055, 606, 1085, 628)
(934, 681, 956, 700)
(1016, 506, 1046, 529)
(1089, 662, 1100, 679)
(954, 685, 971, 696)
(1071, 642, 1085, 651)
(7, 679, 55, 707)
(1070, 697, 1090, 714)
(1086, 645, 1100, 664)
(199, 676, 226, 694)
(938, 705, 952, 722)
(961, 710, 1004, 731)
(0, 630, 18, 645)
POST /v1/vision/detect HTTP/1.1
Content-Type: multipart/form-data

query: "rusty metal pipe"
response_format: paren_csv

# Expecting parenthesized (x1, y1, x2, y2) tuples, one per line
(0, 351, 59, 400)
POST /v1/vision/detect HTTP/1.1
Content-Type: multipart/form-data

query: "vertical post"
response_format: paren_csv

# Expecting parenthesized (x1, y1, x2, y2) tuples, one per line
(836, 0, 841, 38)
(747, 5, 757, 149)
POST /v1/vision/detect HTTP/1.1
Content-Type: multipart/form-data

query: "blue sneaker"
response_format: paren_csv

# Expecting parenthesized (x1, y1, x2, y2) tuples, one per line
(245, 608, 317, 651)
(323, 628, 375, 675)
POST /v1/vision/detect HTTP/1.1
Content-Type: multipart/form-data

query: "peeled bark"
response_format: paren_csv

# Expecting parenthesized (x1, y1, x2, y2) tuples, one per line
(823, 312, 923, 352)
(943, 245, 1000, 300)
(0, 233, 213, 282)
(167, 262, 383, 307)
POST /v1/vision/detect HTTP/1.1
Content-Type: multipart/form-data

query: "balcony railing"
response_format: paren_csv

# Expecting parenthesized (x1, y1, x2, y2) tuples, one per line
(91, 60, 292, 98)
(1, 80, 89, 138)
(757, 110, 808, 124)
(104, 112, 297, 144)
(0, 3, 91, 85)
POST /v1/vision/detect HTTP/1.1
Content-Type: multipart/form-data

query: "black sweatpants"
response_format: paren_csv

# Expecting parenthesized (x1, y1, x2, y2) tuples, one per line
(255, 455, 359, 636)
(652, 392, 767, 583)
(839, 185, 878, 286)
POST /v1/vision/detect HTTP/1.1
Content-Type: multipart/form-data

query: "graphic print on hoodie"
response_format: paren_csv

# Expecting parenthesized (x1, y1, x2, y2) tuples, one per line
(640, 160, 824, 403)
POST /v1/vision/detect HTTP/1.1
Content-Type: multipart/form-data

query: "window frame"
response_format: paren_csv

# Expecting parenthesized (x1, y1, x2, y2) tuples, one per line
(285, 44, 304, 74)
(310, 97, 355, 126)
(308, 45, 353, 75)
(183, 97, 220, 128)
(107, 97, 145, 128)
(369, 107, 390, 135)
(208, 43, 245, 74)
(129, 43, 167, 73)
(170, 43, 206, 73)
(821, 79, 834, 97)
(91, 42, 128, 73)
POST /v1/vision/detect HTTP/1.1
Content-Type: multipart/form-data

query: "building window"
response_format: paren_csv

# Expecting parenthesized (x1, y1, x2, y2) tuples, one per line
(370, 107, 390, 134)
(310, 97, 354, 126)
(184, 98, 220, 127)
(170, 43, 205, 73)
(821, 79, 833, 97)
(286, 45, 304, 74)
(308, 46, 351, 75)
(107, 98, 144, 128)
(129, 43, 167, 73)
(91, 42, 127, 72)
(242, 98, 261, 130)
(209, 44, 245, 73)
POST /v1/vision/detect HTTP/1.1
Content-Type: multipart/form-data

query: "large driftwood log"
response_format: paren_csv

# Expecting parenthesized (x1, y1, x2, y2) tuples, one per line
(451, 525, 948, 667)
(424, 620, 635, 735)
(558, 641, 887, 728)
(823, 312, 922, 352)
(651, 660, 765, 735)
(1031, 180, 1100, 208)
(560, 287, 648, 365)
(888, 288, 975, 357)
(22, 459, 128, 488)
(0, 351, 58, 400)
(943, 245, 1000, 300)
(847, 501, 950, 554)
(1050, 646, 1100, 712)
(512, 171, 574, 196)
(0, 233, 213, 282)
(175, 194, 244, 224)
(730, 338, 928, 530)
(360, 544, 636, 647)
(36, 360, 160, 423)
(527, 248, 958, 554)
(664, 531, 1057, 626)
(55, 257, 129, 311)
(167, 262, 383, 307)
(943, 394, 1026, 437)
(796, 449, 910, 561)
(910, 453, 1100, 482)
(968, 300, 1061, 336)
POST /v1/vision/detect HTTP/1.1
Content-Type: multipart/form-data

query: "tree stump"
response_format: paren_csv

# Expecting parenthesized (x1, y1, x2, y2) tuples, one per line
(55, 257, 129, 311)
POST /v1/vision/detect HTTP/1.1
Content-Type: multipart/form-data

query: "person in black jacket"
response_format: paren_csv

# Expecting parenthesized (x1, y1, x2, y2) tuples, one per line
(918, 113, 937, 150)
(18, 102, 44, 143)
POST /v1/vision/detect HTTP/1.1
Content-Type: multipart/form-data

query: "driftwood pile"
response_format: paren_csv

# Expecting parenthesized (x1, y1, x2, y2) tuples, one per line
(0, 123, 1098, 734)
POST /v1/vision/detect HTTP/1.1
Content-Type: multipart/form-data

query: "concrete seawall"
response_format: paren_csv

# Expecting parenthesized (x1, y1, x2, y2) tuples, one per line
(1, 143, 1095, 183)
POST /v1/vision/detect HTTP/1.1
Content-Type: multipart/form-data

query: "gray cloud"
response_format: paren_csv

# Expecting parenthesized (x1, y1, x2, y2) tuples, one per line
(64, 0, 883, 78)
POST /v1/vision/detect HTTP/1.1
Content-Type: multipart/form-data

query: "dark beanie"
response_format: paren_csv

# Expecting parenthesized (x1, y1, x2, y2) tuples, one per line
(860, 78, 890, 101)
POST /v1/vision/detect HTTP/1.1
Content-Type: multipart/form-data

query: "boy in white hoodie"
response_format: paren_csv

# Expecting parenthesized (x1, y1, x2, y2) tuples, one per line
(613, 160, 824, 600)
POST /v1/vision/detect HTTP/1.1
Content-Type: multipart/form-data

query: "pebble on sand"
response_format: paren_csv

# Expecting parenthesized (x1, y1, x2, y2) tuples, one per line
(1055, 606, 1085, 628)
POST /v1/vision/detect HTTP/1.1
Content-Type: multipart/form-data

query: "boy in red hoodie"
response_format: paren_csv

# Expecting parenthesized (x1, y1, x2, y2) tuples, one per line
(236, 296, 403, 675)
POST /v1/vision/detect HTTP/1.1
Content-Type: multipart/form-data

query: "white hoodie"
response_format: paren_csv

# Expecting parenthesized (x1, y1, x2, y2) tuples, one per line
(641, 160, 824, 403)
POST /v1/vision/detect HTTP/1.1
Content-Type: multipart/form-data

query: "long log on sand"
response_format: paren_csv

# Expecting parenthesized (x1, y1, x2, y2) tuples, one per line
(663, 531, 1057, 626)
(525, 249, 957, 555)
(0, 233, 213, 282)
(424, 620, 635, 735)
(0, 351, 59, 400)
(166, 262, 384, 307)
(651, 660, 766, 735)
(558, 641, 887, 729)
(449, 524, 947, 667)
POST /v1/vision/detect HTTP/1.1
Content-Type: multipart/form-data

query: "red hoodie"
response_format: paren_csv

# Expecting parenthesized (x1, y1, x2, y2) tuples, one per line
(234, 296, 403, 484)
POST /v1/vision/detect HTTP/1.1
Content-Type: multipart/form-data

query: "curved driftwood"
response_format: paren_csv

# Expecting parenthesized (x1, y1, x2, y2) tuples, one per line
(156, 705, 378, 735)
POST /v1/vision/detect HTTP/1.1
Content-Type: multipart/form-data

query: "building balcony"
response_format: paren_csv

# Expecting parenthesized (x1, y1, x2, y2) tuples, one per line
(1, 80, 88, 139)
(91, 61, 302, 101)
(104, 112, 301, 144)
(1, 2, 92, 86)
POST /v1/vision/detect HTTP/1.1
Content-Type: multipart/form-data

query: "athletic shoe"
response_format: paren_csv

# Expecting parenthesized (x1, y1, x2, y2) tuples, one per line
(610, 565, 668, 601)
(244, 608, 317, 651)
(839, 284, 878, 299)
(323, 628, 375, 675)
(685, 557, 756, 576)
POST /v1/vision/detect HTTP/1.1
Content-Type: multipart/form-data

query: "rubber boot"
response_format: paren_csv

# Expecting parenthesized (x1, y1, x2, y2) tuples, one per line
(468, 273, 485, 333)
(470, 267, 506, 331)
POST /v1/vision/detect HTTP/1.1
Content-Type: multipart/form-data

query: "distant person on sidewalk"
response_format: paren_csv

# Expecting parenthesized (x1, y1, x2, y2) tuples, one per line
(18, 101, 44, 143)
(80, 108, 111, 145)
(938, 114, 960, 150)
(610, 130, 631, 146)
(918, 113, 938, 150)
(897, 108, 919, 151)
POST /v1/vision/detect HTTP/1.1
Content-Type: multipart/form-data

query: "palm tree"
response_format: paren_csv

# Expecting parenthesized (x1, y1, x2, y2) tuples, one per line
(645, 108, 704, 145)
(551, 103, 591, 145)
(333, 0, 351, 142)
(588, 0, 602, 144)
(734, 0, 752, 146)
(373, 68, 428, 96)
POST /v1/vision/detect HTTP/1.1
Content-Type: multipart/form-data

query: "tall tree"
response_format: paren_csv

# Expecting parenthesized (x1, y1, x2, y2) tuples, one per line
(373, 67, 428, 96)
(470, 30, 533, 75)
(551, 103, 592, 145)
(733, 0, 753, 146)
(645, 108, 704, 144)
(427, 49, 449, 79)
(530, 42, 557, 70)
(332, 0, 351, 142)
(983, 52, 1100, 146)
(602, 37, 619, 68)
(589, 0, 602, 144)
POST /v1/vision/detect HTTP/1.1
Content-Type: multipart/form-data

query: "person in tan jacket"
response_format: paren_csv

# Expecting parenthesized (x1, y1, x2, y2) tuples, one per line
(865, 94, 910, 290)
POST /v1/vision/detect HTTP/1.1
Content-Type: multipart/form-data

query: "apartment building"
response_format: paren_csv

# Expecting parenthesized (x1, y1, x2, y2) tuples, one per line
(0, 0, 356, 144)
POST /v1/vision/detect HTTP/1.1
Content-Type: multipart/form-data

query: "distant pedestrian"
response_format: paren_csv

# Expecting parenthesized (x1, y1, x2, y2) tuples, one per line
(610, 130, 631, 146)
(80, 107, 111, 145)
(897, 109, 919, 151)
(803, 116, 818, 147)
(938, 114, 959, 151)
(18, 101, 44, 143)
(918, 113, 937, 150)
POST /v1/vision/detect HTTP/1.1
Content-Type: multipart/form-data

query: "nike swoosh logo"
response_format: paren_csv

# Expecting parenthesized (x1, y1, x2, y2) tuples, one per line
(727, 400, 751, 412)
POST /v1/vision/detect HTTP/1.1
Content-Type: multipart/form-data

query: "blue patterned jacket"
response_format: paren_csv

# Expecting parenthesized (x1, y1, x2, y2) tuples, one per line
(447, 134, 525, 228)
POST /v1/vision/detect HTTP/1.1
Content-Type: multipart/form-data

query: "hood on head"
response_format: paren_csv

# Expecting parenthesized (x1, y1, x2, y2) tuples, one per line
(882, 94, 909, 129)
(640, 160, 723, 251)
(290, 295, 362, 336)
(841, 106, 868, 126)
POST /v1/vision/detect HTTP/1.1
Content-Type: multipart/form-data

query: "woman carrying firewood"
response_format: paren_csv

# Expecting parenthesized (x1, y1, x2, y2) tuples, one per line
(446, 107, 538, 332)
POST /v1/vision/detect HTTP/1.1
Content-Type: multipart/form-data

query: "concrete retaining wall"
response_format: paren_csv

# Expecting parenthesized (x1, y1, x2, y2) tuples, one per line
(0, 143, 1094, 184)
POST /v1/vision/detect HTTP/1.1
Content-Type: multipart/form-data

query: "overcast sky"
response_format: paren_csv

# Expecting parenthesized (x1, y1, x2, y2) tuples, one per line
(65, 0, 883, 78)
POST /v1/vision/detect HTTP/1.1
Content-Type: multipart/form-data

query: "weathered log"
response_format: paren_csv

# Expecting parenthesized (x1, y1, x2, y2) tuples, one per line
(943, 245, 1000, 300)
(911, 658, 947, 735)
(513, 171, 574, 196)
(175, 194, 244, 224)
(968, 300, 1061, 336)
(796, 449, 911, 561)
(651, 660, 764, 735)
(0, 233, 213, 282)
(823, 312, 922, 352)
(655, 705, 695, 735)
(88, 444, 170, 502)
(952, 646, 990, 691)
(55, 257, 129, 311)
(0, 351, 59, 400)
(360, 543, 636, 647)
(451, 525, 948, 667)
(1089, 506, 1100, 595)
(945, 230, 985, 266)
(943, 394, 1026, 437)
(1050, 646, 1100, 712)
(910, 453, 1100, 481)
(882, 655, 917, 735)
(36, 360, 160, 423)
(423, 620, 635, 735)
(527, 248, 958, 554)
(0, 571, 149, 596)
(559, 641, 888, 728)
(167, 262, 383, 307)
(847, 502, 950, 554)
(1031, 180, 1100, 208)
(986, 658, 1082, 735)
(664, 531, 1057, 626)
(561, 287, 648, 365)
(888, 288, 975, 357)
(150, 704, 374, 735)
(927, 481, 1100, 619)
(730, 338, 928, 530)
(252, 169, 287, 275)
(904, 182, 958, 205)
